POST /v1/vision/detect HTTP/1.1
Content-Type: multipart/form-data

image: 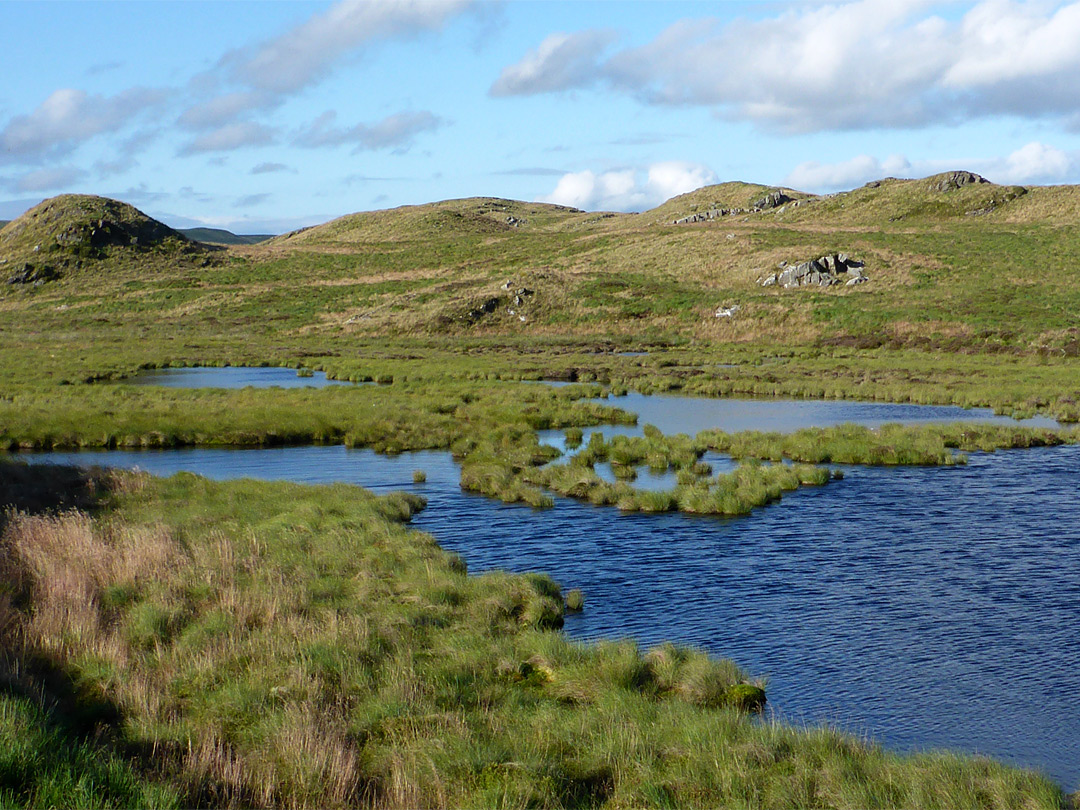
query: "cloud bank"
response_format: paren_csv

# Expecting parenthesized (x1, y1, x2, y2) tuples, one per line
(784, 142, 1077, 191)
(494, 0, 1080, 132)
(539, 161, 717, 211)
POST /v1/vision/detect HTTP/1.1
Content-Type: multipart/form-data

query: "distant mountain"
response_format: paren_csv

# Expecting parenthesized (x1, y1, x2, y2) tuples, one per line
(178, 227, 275, 246)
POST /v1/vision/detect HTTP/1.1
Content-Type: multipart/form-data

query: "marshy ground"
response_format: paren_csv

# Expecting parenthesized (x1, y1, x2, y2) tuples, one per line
(2, 177, 1080, 807)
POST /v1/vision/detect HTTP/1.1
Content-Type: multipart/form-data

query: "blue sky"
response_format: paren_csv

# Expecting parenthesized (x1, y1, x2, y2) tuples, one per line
(3, 0, 1080, 233)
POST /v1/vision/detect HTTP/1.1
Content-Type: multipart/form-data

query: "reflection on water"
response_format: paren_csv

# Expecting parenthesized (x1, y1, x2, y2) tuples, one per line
(9, 392, 1078, 789)
(122, 366, 365, 389)
(595, 392, 1059, 435)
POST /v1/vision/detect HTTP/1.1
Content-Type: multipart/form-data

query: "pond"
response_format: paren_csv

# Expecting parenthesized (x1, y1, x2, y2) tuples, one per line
(12, 378, 1079, 790)
(122, 366, 364, 389)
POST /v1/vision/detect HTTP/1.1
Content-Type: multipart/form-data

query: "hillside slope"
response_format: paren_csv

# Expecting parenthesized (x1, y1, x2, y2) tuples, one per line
(0, 194, 210, 284)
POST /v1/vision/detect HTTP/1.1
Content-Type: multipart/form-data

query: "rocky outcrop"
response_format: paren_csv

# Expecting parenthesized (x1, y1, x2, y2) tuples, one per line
(672, 190, 809, 224)
(931, 171, 988, 193)
(6, 262, 60, 285)
(752, 190, 793, 210)
(758, 254, 868, 289)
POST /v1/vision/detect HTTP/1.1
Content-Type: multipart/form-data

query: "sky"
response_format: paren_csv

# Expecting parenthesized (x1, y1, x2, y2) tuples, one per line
(2, 0, 1080, 233)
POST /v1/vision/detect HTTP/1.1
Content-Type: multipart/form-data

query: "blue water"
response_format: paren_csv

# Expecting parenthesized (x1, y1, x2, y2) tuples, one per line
(12, 390, 1079, 789)
(122, 366, 363, 389)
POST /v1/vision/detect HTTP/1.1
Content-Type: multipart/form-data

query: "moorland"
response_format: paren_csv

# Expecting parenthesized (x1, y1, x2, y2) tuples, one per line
(2, 173, 1079, 808)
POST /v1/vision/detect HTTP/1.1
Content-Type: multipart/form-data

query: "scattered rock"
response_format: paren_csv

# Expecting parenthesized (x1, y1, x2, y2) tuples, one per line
(758, 253, 868, 289)
(715, 304, 740, 318)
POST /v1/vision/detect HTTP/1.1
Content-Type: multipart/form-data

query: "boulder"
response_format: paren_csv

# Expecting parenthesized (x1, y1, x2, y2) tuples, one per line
(752, 190, 794, 210)
(932, 171, 989, 193)
(759, 253, 869, 289)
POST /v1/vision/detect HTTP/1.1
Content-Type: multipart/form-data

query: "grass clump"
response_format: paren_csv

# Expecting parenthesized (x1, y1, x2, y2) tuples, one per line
(565, 588, 585, 612)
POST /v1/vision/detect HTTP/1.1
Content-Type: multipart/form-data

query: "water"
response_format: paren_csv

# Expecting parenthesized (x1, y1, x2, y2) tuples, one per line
(122, 366, 364, 389)
(11, 391, 1079, 789)
(537, 393, 1057, 454)
(591, 392, 1059, 435)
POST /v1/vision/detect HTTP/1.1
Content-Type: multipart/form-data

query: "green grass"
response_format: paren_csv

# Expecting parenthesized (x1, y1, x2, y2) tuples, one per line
(0, 464, 1066, 809)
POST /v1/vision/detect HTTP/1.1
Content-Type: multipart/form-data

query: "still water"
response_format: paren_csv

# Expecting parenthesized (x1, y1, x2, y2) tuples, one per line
(123, 366, 362, 389)
(19, 381, 1079, 789)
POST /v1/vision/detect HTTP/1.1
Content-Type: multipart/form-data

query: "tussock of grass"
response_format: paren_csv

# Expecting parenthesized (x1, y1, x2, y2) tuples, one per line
(699, 422, 1072, 466)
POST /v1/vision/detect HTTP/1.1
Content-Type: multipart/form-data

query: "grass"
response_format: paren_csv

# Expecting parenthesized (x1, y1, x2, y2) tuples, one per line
(0, 462, 1066, 809)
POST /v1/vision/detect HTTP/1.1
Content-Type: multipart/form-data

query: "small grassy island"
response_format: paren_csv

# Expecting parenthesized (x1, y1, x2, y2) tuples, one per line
(3, 180, 1079, 807)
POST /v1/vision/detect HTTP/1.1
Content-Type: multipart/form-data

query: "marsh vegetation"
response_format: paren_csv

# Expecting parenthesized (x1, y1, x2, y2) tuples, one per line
(3, 177, 1080, 805)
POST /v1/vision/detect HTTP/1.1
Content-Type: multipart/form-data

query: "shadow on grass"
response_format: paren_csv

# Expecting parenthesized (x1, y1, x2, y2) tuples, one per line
(0, 460, 191, 807)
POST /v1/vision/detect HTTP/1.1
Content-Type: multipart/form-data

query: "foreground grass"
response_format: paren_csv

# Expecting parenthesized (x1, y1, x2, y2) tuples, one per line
(0, 464, 1066, 809)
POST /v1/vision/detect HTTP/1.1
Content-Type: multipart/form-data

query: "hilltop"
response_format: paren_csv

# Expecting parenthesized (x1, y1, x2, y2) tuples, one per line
(269, 197, 585, 248)
(0, 194, 212, 285)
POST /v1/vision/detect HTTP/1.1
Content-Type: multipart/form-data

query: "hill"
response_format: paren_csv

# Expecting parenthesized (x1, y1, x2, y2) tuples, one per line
(646, 172, 1039, 226)
(178, 227, 274, 246)
(0, 194, 211, 285)
(269, 197, 586, 247)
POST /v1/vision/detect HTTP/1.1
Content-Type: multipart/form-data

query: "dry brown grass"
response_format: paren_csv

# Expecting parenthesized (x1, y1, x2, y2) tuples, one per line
(3, 510, 181, 660)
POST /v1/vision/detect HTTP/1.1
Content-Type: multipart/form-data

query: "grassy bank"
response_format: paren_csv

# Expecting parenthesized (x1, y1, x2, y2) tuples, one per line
(0, 463, 1067, 809)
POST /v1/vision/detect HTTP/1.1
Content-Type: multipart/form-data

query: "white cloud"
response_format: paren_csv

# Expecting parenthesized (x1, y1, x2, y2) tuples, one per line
(496, 0, 1080, 132)
(226, 0, 475, 95)
(178, 92, 277, 130)
(490, 30, 615, 97)
(294, 110, 443, 152)
(178, 122, 276, 155)
(783, 142, 1077, 192)
(996, 141, 1074, 184)
(0, 88, 164, 161)
(4, 166, 89, 193)
(539, 161, 717, 211)
(646, 161, 720, 203)
(785, 154, 913, 191)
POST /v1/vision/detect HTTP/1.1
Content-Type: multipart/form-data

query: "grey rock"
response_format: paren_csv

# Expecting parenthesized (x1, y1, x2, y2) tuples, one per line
(715, 304, 740, 318)
(932, 171, 989, 192)
(845, 276, 869, 286)
(752, 190, 793, 210)
(759, 253, 869, 289)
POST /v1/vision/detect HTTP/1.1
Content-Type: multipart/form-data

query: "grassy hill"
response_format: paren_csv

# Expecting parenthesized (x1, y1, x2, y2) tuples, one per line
(0, 194, 215, 285)
(178, 227, 275, 246)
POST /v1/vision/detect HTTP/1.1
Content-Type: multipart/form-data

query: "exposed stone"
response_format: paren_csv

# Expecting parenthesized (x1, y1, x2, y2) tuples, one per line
(932, 171, 989, 193)
(715, 304, 740, 318)
(465, 297, 501, 321)
(759, 253, 869, 290)
(752, 190, 793, 210)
